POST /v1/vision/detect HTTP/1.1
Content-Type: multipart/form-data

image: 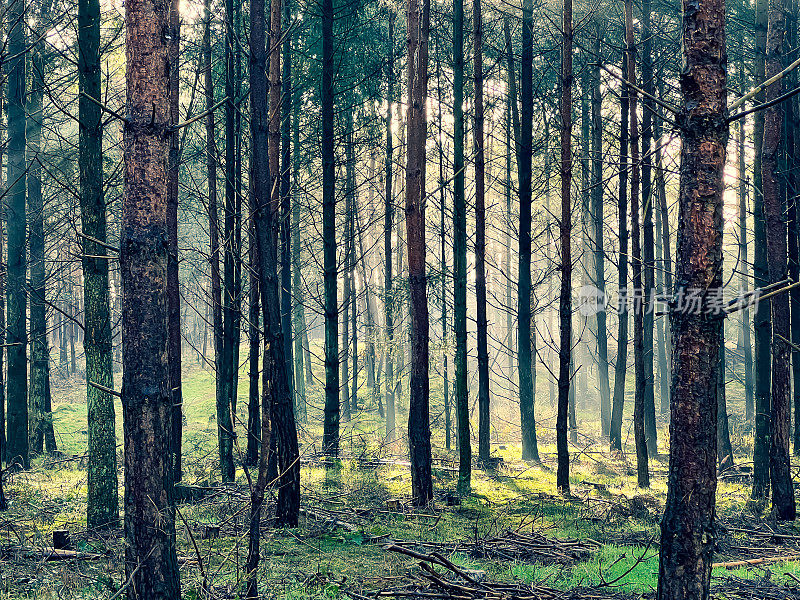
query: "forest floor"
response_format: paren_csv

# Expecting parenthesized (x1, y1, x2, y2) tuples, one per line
(2, 354, 800, 599)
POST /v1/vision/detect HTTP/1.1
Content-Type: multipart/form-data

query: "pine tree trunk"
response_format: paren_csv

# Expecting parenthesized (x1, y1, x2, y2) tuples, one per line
(641, 0, 657, 457)
(406, 0, 433, 506)
(281, 0, 294, 414)
(321, 0, 339, 455)
(519, 0, 539, 463)
(474, 0, 489, 464)
(384, 12, 396, 442)
(79, 0, 117, 527)
(167, 0, 182, 483)
(626, 0, 649, 488)
(763, 0, 796, 520)
(121, 0, 181, 590)
(291, 89, 306, 422)
(556, 0, 573, 494)
(718, 337, 734, 471)
(5, 0, 28, 469)
(656, 0, 727, 588)
(453, 0, 471, 492)
(246, 224, 260, 466)
(610, 48, 629, 453)
(752, 0, 772, 501)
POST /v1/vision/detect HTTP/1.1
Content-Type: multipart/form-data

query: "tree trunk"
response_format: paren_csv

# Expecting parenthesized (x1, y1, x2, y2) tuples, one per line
(406, 0, 433, 507)
(281, 0, 294, 415)
(763, 0, 796, 520)
(591, 28, 610, 438)
(453, 0, 470, 493)
(641, 0, 657, 458)
(626, 0, 649, 488)
(5, 0, 28, 469)
(718, 337, 734, 471)
(246, 223, 260, 466)
(167, 0, 182, 483)
(556, 0, 573, 494)
(752, 0, 771, 501)
(656, 0, 727, 589)
(121, 0, 181, 591)
(384, 11, 396, 442)
(291, 88, 306, 422)
(474, 0, 489, 465)
(610, 48, 629, 453)
(321, 0, 339, 455)
(79, 0, 118, 527)
(519, 0, 539, 463)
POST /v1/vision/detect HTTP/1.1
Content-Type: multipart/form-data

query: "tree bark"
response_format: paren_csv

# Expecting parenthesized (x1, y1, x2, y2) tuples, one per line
(519, 0, 539, 463)
(656, 0, 727, 589)
(5, 0, 29, 469)
(762, 0, 796, 520)
(121, 0, 181, 591)
(79, 0, 117, 527)
(556, 0, 573, 494)
(406, 0, 433, 507)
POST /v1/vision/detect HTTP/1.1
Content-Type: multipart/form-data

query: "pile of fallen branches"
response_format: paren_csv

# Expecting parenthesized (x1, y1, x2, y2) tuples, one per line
(344, 545, 629, 600)
(715, 517, 800, 562)
(710, 576, 799, 600)
(392, 529, 600, 565)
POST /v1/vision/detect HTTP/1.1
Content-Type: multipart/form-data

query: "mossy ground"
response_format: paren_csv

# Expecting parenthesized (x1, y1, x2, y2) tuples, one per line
(1, 346, 797, 599)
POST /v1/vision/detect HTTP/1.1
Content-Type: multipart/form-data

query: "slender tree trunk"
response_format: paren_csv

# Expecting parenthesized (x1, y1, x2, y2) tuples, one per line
(348, 126, 358, 415)
(79, 0, 117, 526)
(321, 0, 339, 455)
(591, 28, 610, 437)
(246, 224, 260, 465)
(641, 0, 657, 457)
(291, 89, 306, 422)
(6, 0, 28, 469)
(121, 0, 181, 591)
(626, 0, 649, 488)
(406, 0, 433, 507)
(656, 0, 727, 588)
(763, 0, 796, 520)
(167, 0, 182, 482)
(718, 337, 734, 471)
(519, 0, 539, 463)
(281, 0, 294, 414)
(610, 48, 629, 453)
(453, 0, 470, 492)
(655, 98, 672, 415)
(474, 0, 489, 465)
(752, 0, 771, 501)
(556, 0, 573, 494)
(384, 12, 396, 441)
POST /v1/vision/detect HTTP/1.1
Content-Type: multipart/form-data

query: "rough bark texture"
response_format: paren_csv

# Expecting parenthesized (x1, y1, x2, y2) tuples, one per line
(762, 0, 796, 521)
(121, 0, 181, 592)
(406, 0, 433, 507)
(656, 0, 727, 591)
(556, 0, 572, 494)
(79, 0, 118, 527)
(6, 0, 28, 469)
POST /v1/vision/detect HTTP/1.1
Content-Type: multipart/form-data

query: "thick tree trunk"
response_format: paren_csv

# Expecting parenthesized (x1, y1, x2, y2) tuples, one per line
(121, 0, 181, 592)
(656, 0, 727, 590)
(763, 0, 796, 520)
(5, 0, 28, 469)
(474, 0, 489, 465)
(79, 0, 118, 527)
(519, 0, 539, 463)
(626, 0, 649, 488)
(556, 0, 573, 494)
(321, 0, 339, 455)
(610, 49, 629, 453)
(406, 0, 433, 507)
